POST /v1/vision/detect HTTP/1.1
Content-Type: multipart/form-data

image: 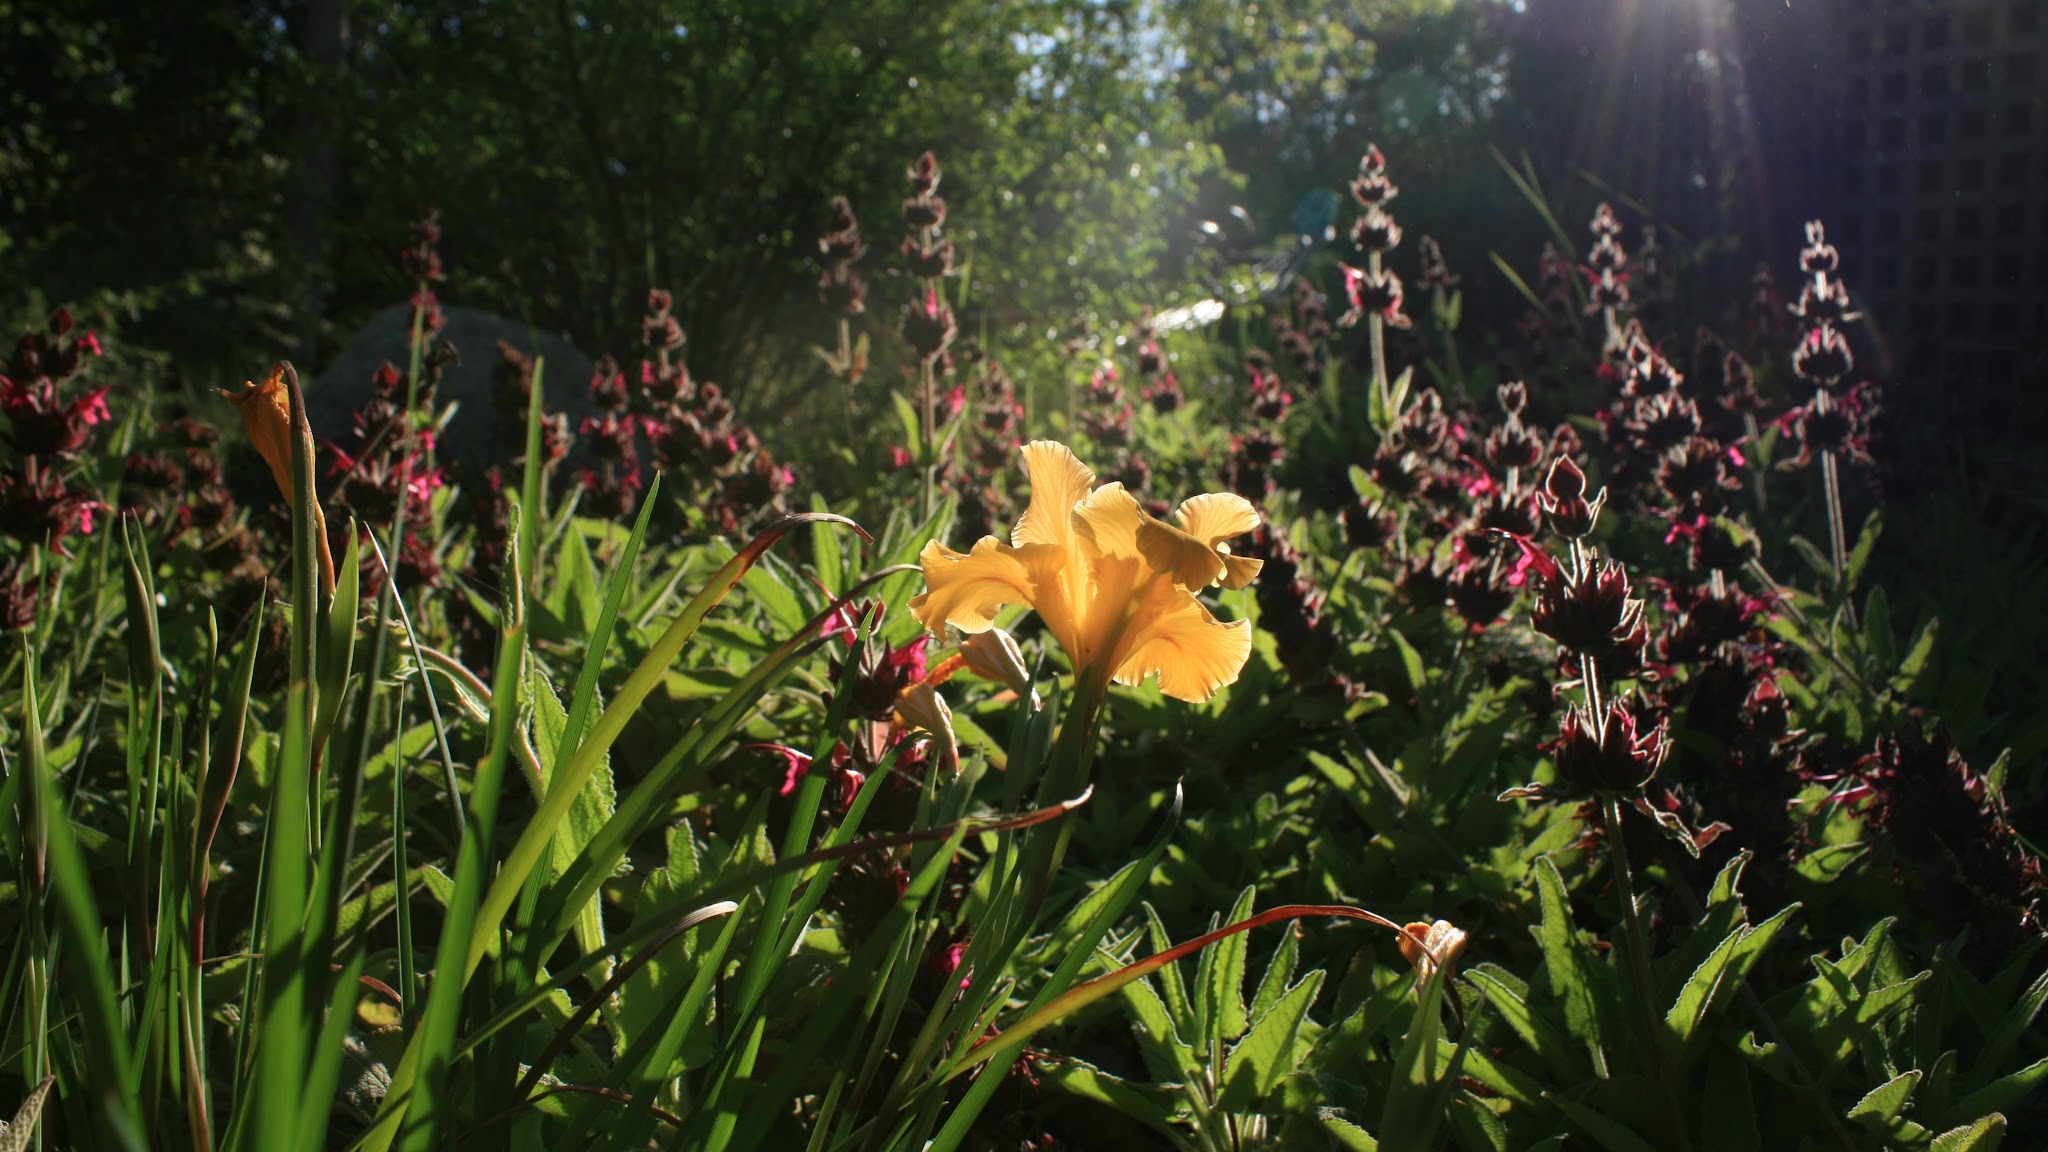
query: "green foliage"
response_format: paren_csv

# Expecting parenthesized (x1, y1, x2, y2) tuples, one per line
(6, 29, 2048, 1152)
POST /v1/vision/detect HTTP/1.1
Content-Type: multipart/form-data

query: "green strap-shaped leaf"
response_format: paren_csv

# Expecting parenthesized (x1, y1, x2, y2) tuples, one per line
(1379, 960, 1463, 1150)
(1545, 1091, 1659, 1152)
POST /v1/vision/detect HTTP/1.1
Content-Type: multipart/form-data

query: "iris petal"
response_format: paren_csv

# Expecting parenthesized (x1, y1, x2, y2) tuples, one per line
(910, 538, 1056, 634)
(1113, 581, 1255, 703)
(1174, 491, 1262, 547)
(1136, 517, 1226, 589)
(1012, 441, 1095, 551)
(1071, 482, 1143, 559)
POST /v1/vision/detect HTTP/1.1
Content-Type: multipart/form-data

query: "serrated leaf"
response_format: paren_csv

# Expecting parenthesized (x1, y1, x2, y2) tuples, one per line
(0, 1076, 54, 1152)
(1450, 1092, 1509, 1152)
(1666, 923, 1749, 1046)
(1038, 1056, 1185, 1138)
(738, 552, 808, 634)
(1120, 977, 1200, 1083)
(1978, 961, 2048, 1079)
(1848, 1069, 1921, 1124)
(1796, 844, 1868, 885)
(1218, 969, 1324, 1111)
(1319, 1113, 1380, 1151)
(528, 662, 615, 955)
(1198, 886, 1258, 1046)
(1535, 856, 1610, 1075)
(1464, 964, 1581, 1077)
(1935, 1057, 2048, 1131)
(1668, 903, 1798, 1054)
(1043, 859, 1149, 974)
(1790, 535, 1834, 584)
(1144, 903, 1194, 1031)
(1436, 1038, 1545, 1109)
(1930, 1114, 2006, 1152)
(1250, 923, 1302, 1024)
(1895, 616, 1939, 692)
(1857, 973, 1931, 1026)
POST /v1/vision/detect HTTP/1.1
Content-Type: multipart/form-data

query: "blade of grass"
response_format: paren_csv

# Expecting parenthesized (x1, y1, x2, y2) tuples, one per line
(23, 639, 143, 1141)
(239, 362, 326, 1152)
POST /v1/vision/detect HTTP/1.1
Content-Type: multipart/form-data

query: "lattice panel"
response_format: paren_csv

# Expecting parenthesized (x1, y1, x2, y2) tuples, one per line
(1828, 0, 2045, 418)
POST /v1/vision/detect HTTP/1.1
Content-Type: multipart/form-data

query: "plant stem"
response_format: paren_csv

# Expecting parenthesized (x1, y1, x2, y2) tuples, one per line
(838, 317, 857, 446)
(1603, 793, 1690, 1150)
(1368, 251, 1389, 423)
(1820, 441, 1848, 590)
(920, 356, 937, 520)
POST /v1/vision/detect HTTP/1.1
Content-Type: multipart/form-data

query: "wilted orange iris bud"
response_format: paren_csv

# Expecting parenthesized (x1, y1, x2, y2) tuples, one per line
(218, 362, 334, 593)
(220, 365, 297, 503)
(1397, 919, 1468, 982)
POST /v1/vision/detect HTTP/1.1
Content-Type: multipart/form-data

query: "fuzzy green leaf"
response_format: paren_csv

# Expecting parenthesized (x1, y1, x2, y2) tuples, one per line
(1929, 1114, 2006, 1152)
(1218, 969, 1324, 1111)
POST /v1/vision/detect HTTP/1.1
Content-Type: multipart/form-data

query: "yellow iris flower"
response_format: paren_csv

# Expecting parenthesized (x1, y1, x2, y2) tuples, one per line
(910, 441, 1262, 703)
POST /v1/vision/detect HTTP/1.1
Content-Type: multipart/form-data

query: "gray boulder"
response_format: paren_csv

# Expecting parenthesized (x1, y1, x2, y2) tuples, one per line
(312, 302, 596, 455)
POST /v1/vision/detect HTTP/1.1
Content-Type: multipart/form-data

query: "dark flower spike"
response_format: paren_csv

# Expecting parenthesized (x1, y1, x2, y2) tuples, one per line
(1350, 144, 1399, 205)
(1513, 537, 1647, 662)
(1501, 693, 1670, 803)
(1799, 219, 1839, 276)
(1791, 324, 1854, 386)
(901, 288, 957, 361)
(907, 150, 942, 195)
(1338, 263, 1412, 329)
(1538, 456, 1607, 538)
(1351, 206, 1402, 254)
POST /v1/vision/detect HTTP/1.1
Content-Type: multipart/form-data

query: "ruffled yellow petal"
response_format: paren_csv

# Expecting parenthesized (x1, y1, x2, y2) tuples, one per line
(1071, 482, 1142, 559)
(1175, 492, 1261, 548)
(1136, 516, 1226, 589)
(1011, 441, 1095, 551)
(1111, 581, 1254, 702)
(1218, 550, 1264, 590)
(909, 537, 1054, 634)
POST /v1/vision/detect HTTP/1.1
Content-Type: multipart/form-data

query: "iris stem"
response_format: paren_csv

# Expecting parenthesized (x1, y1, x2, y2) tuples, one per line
(1023, 661, 1111, 910)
